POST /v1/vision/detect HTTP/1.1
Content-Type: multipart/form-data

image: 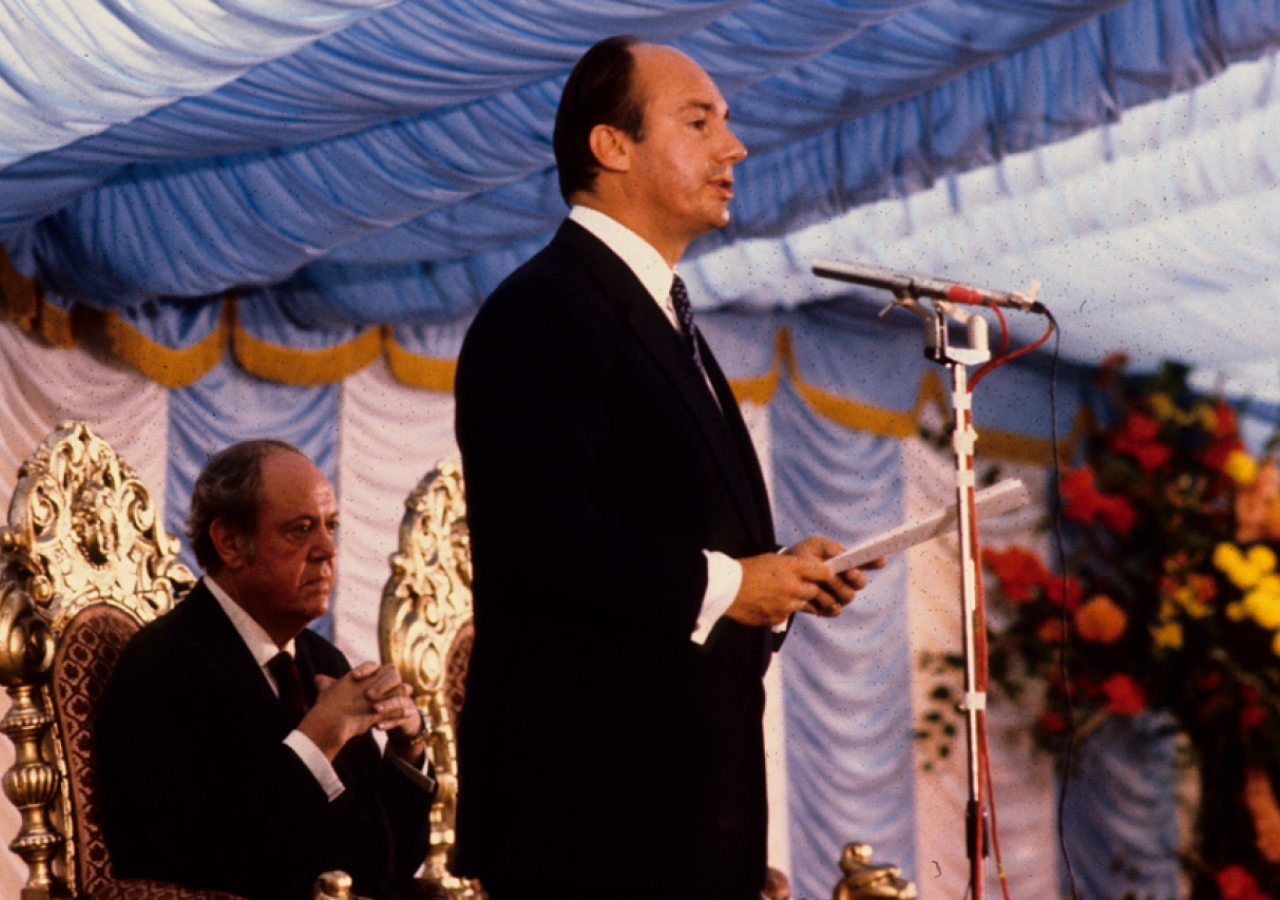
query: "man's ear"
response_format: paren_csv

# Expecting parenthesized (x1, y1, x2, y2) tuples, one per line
(587, 123, 632, 174)
(209, 519, 249, 572)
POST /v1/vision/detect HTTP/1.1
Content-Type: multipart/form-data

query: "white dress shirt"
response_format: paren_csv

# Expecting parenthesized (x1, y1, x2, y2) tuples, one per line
(205, 576, 346, 799)
(568, 205, 745, 644)
(204, 579, 435, 799)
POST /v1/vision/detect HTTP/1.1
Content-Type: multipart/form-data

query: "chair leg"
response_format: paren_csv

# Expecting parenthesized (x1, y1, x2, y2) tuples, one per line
(1, 683, 68, 900)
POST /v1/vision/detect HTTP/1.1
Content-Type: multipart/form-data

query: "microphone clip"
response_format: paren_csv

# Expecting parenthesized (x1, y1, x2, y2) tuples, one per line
(878, 291, 991, 366)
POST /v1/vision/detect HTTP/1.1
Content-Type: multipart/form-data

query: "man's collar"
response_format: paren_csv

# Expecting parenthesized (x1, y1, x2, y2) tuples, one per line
(569, 205, 675, 306)
(204, 575, 296, 666)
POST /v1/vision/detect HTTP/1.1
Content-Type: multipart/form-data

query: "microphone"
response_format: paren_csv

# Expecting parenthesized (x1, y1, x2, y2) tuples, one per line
(812, 259, 1044, 313)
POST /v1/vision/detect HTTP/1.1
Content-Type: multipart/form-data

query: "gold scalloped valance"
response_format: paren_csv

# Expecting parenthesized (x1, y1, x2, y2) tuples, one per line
(1, 250, 1083, 464)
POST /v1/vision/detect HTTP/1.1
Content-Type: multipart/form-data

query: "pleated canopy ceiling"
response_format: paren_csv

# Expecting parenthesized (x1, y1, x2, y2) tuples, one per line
(4, 0, 1280, 396)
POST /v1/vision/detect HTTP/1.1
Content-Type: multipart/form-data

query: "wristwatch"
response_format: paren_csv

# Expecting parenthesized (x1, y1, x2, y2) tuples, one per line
(389, 707, 430, 749)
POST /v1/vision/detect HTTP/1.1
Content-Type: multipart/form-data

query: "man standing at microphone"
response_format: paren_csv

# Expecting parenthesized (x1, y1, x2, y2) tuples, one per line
(453, 35, 877, 900)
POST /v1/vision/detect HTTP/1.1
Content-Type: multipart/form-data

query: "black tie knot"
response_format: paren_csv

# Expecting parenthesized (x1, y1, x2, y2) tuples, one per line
(267, 650, 309, 729)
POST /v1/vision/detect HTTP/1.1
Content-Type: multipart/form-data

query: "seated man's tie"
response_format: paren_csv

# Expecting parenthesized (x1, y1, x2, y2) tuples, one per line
(267, 651, 309, 729)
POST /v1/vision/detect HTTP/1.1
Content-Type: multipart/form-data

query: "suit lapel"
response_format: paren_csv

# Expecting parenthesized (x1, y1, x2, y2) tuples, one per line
(183, 583, 297, 735)
(699, 332, 775, 543)
(556, 222, 770, 545)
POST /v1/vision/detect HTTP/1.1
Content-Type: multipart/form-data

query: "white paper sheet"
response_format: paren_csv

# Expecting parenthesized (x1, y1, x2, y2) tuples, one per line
(826, 478, 1031, 572)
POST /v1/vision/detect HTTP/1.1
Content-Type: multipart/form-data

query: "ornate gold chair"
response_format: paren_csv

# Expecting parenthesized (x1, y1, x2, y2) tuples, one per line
(0, 421, 231, 899)
(0, 422, 354, 900)
(380, 462, 474, 899)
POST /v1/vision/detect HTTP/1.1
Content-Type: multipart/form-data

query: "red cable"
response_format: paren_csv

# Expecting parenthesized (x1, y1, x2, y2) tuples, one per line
(969, 305, 1055, 391)
(968, 340, 1016, 900)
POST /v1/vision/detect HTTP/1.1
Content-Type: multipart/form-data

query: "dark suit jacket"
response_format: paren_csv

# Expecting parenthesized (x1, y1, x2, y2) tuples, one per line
(453, 220, 779, 900)
(97, 581, 435, 900)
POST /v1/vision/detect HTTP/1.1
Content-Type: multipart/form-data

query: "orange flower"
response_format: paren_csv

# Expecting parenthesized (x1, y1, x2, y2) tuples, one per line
(1036, 619, 1065, 644)
(1110, 411, 1173, 472)
(1074, 595, 1127, 643)
(982, 546, 1050, 603)
(1101, 673, 1146, 715)
(1191, 573, 1218, 605)
(1237, 459, 1280, 545)
(1245, 768, 1280, 865)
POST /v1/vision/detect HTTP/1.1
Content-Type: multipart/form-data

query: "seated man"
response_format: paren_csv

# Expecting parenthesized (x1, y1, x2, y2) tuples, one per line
(98, 440, 436, 900)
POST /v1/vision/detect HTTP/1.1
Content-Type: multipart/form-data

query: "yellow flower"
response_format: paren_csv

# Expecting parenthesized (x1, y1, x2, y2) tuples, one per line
(1244, 587, 1280, 630)
(1273, 631, 1280, 657)
(1249, 545, 1278, 573)
(1152, 621, 1183, 649)
(1226, 450, 1260, 487)
(1173, 585, 1211, 619)
(1214, 542, 1277, 590)
(1228, 601, 1247, 621)
(1215, 543, 1253, 588)
(1197, 403, 1219, 431)
(1148, 393, 1178, 423)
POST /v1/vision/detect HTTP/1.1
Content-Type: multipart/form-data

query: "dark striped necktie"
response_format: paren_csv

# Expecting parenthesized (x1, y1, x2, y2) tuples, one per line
(670, 274, 706, 376)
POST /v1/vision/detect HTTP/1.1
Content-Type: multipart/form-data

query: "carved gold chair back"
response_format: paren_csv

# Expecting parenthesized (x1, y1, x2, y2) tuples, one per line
(0, 421, 226, 900)
(380, 461, 474, 898)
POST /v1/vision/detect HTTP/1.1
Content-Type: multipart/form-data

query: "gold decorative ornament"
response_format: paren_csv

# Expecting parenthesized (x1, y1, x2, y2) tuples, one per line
(380, 461, 475, 898)
(832, 843, 918, 900)
(311, 870, 353, 900)
(0, 421, 195, 899)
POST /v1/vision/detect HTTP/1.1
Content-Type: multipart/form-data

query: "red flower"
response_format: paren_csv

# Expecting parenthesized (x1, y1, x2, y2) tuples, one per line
(1037, 712, 1067, 734)
(1205, 438, 1246, 472)
(1101, 673, 1147, 715)
(1204, 401, 1245, 470)
(1242, 705, 1266, 733)
(1061, 467, 1136, 535)
(1043, 574, 1083, 612)
(1217, 864, 1270, 900)
(1061, 467, 1103, 524)
(982, 546, 1050, 603)
(1214, 400, 1241, 441)
(1110, 412, 1173, 472)
(1096, 494, 1137, 535)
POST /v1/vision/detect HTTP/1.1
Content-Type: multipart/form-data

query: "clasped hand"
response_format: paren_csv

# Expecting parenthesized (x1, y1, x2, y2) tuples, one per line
(296, 662, 424, 762)
(726, 535, 884, 628)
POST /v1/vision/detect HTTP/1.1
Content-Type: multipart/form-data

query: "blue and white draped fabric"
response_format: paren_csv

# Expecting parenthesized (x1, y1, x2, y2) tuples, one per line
(1, 0, 1279, 395)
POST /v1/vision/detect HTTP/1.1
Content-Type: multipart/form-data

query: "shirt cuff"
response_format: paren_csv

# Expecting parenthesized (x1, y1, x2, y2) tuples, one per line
(691, 551, 743, 645)
(284, 730, 344, 801)
(388, 749, 438, 794)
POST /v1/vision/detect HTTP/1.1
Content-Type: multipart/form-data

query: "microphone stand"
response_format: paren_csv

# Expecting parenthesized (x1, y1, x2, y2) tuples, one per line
(890, 292, 994, 900)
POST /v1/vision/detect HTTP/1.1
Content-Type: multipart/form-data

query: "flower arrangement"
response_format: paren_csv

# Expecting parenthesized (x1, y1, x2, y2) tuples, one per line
(920, 360, 1280, 898)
